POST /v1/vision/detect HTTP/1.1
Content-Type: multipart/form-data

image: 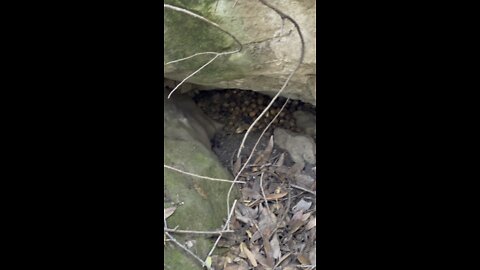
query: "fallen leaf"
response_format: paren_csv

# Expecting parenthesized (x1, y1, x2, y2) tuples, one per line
(265, 191, 288, 200)
(205, 256, 212, 270)
(275, 152, 285, 166)
(287, 162, 305, 177)
(240, 242, 257, 267)
(305, 217, 316, 230)
(289, 210, 310, 234)
(297, 254, 311, 265)
(254, 135, 274, 165)
(164, 207, 176, 219)
(292, 199, 312, 213)
(309, 246, 316, 265)
(276, 252, 292, 267)
(270, 233, 281, 259)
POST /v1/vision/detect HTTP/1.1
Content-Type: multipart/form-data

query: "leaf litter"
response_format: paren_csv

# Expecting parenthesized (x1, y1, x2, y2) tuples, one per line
(210, 137, 316, 270)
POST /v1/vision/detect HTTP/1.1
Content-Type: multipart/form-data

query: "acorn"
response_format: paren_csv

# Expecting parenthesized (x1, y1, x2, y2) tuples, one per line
(257, 97, 265, 105)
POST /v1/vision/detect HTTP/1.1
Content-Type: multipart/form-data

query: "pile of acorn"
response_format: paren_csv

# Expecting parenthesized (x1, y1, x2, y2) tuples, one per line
(193, 89, 315, 135)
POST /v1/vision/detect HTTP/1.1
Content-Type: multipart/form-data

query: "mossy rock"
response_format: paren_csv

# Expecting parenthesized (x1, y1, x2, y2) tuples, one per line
(163, 92, 239, 269)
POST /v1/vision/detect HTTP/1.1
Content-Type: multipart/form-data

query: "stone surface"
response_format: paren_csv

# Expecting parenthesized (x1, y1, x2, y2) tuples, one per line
(293, 110, 316, 139)
(164, 0, 316, 105)
(164, 91, 238, 270)
(274, 128, 316, 165)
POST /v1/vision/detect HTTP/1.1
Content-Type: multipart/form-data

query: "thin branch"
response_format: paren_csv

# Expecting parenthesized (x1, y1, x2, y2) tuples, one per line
(291, 184, 316, 196)
(165, 51, 229, 66)
(165, 231, 206, 267)
(236, 0, 306, 158)
(206, 199, 237, 259)
(164, 228, 234, 235)
(260, 171, 271, 212)
(164, 4, 243, 99)
(226, 97, 290, 217)
(164, 164, 246, 184)
(167, 54, 220, 99)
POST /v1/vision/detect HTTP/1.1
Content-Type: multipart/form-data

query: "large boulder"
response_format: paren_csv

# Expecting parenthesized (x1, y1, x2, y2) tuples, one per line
(164, 91, 238, 269)
(164, 0, 316, 105)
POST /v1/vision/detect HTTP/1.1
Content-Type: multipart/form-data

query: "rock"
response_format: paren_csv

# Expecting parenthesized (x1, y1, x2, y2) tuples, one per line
(293, 110, 316, 139)
(164, 91, 223, 149)
(273, 128, 316, 165)
(164, 0, 316, 105)
(164, 91, 238, 270)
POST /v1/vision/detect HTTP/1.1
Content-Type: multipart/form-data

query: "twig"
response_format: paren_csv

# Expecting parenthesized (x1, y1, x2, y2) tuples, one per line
(167, 54, 220, 99)
(164, 164, 246, 184)
(226, 97, 290, 217)
(165, 51, 229, 66)
(291, 184, 316, 196)
(164, 228, 234, 235)
(165, 231, 206, 267)
(296, 265, 316, 269)
(163, 4, 243, 99)
(260, 171, 271, 212)
(236, 0, 306, 158)
(206, 199, 237, 259)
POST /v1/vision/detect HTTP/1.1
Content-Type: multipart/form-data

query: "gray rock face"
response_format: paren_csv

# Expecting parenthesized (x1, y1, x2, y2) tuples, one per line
(274, 128, 316, 165)
(164, 91, 222, 149)
(163, 91, 237, 270)
(164, 0, 316, 105)
(293, 110, 316, 139)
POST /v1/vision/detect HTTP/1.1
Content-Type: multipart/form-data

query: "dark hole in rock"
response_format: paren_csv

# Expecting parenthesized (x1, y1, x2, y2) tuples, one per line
(188, 88, 316, 175)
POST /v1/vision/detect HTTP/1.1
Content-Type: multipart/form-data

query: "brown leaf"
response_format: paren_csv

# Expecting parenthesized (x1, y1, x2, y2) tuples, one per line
(253, 246, 270, 268)
(297, 254, 311, 265)
(241, 187, 262, 200)
(240, 242, 257, 267)
(254, 135, 274, 165)
(294, 174, 315, 190)
(265, 191, 288, 201)
(276, 252, 292, 267)
(287, 162, 305, 177)
(305, 217, 316, 230)
(292, 199, 312, 213)
(288, 210, 310, 234)
(270, 233, 281, 259)
(275, 152, 285, 166)
(164, 207, 176, 219)
(309, 247, 316, 265)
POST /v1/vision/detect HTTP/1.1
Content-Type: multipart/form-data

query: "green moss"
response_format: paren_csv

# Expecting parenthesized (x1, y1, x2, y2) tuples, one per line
(164, 0, 253, 83)
(163, 138, 239, 269)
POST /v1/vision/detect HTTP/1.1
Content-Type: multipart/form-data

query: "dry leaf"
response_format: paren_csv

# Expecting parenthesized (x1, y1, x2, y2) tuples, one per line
(292, 199, 312, 213)
(294, 174, 315, 189)
(287, 162, 305, 177)
(270, 233, 281, 259)
(252, 245, 271, 268)
(297, 254, 311, 265)
(254, 135, 274, 165)
(275, 152, 285, 166)
(305, 217, 316, 230)
(164, 207, 176, 219)
(309, 246, 316, 265)
(289, 210, 309, 234)
(240, 242, 257, 267)
(265, 191, 288, 200)
(276, 252, 292, 267)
